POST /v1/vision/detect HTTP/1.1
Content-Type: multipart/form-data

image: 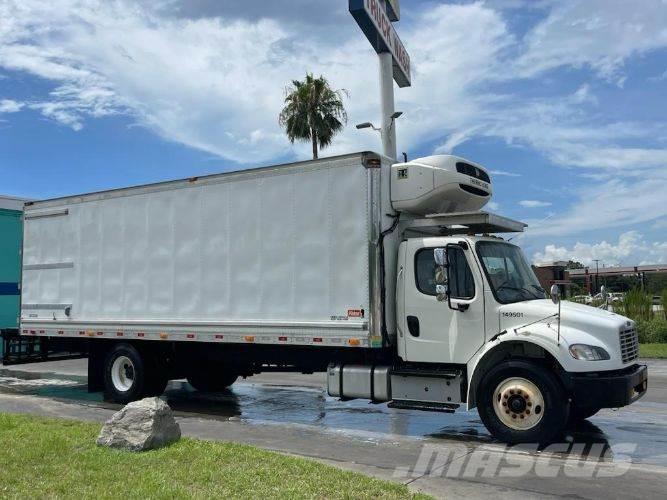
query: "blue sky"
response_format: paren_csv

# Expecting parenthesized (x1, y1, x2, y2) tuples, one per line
(0, 0, 666, 266)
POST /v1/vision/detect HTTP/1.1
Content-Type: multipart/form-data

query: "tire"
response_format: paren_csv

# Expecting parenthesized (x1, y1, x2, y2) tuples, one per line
(476, 360, 569, 445)
(568, 404, 601, 423)
(103, 343, 148, 404)
(187, 369, 238, 392)
(103, 343, 168, 403)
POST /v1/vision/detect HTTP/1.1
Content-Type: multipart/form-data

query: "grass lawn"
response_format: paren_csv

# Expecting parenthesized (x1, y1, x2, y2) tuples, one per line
(640, 343, 667, 359)
(0, 413, 428, 499)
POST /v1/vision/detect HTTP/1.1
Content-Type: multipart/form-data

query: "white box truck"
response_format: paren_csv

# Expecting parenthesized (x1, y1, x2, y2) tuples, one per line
(18, 152, 647, 444)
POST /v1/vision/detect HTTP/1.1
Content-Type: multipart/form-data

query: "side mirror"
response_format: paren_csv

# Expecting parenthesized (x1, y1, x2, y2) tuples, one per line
(434, 248, 447, 266)
(550, 284, 560, 304)
(433, 248, 449, 302)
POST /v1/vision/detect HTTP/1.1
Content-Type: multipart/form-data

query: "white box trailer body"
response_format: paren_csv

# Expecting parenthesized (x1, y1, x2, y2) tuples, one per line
(20, 153, 399, 349)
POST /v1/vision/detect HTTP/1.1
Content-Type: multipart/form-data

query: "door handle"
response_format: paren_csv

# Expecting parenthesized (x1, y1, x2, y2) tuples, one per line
(407, 316, 420, 337)
(452, 302, 470, 312)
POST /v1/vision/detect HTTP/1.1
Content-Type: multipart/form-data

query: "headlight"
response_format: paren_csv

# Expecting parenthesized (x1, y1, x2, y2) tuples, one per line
(569, 344, 610, 361)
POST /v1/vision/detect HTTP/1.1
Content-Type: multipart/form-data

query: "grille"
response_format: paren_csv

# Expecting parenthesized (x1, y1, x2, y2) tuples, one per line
(456, 162, 490, 183)
(619, 327, 639, 363)
(459, 184, 490, 197)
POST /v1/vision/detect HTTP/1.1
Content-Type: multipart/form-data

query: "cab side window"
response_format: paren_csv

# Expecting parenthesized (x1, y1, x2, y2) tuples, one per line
(415, 249, 438, 295)
(414, 247, 475, 298)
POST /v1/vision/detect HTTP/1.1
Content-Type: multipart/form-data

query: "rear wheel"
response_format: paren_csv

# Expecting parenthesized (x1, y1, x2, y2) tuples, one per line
(187, 368, 238, 392)
(103, 343, 168, 403)
(477, 360, 569, 444)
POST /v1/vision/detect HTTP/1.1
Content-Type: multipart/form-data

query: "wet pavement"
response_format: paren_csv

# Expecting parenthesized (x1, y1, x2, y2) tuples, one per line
(1, 362, 667, 468)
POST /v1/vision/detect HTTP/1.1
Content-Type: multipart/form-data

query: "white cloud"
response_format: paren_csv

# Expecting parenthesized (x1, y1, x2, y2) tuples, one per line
(434, 128, 480, 154)
(0, 0, 518, 163)
(478, 87, 667, 173)
(571, 84, 598, 105)
(0, 99, 23, 113)
(0, 1, 356, 161)
(490, 169, 521, 177)
(648, 69, 667, 82)
(515, 0, 667, 82)
(533, 231, 667, 266)
(0, 0, 663, 173)
(525, 170, 667, 237)
(487, 201, 500, 211)
(0, 0, 666, 269)
(519, 200, 552, 208)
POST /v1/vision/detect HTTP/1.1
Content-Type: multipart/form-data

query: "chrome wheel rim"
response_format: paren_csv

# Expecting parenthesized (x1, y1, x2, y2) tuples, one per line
(111, 355, 135, 392)
(493, 377, 544, 430)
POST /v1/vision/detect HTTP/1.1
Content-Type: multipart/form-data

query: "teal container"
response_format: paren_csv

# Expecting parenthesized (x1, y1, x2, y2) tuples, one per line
(0, 200, 24, 358)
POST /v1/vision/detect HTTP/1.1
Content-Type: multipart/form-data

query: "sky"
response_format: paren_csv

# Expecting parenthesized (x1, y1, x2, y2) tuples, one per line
(0, 0, 666, 267)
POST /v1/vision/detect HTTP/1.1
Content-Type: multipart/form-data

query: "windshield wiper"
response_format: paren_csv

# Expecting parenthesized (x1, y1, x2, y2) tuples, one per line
(497, 284, 541, 298)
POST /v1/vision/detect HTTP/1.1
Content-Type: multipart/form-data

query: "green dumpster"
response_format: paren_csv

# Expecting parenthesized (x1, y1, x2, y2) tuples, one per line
(0, 196, 24, 359)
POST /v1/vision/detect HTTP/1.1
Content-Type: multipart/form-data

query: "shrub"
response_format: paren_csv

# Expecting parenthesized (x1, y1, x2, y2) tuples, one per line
(616, 288, 653, 322)
(636, 317, 667, 344)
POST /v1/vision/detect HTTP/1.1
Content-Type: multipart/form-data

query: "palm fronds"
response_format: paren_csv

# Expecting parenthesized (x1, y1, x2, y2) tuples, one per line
(279, 74, 348, 158)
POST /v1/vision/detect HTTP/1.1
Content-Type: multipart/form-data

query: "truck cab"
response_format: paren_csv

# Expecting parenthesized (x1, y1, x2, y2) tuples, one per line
(390, 230, 647, 443)
(330, 155, 647, 444)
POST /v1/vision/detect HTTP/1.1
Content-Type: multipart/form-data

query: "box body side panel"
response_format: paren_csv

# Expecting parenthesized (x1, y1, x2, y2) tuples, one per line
(21, 157, 374, 345)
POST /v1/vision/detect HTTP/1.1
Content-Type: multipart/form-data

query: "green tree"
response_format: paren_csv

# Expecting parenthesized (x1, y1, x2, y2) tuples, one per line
(279, 74, 348, 159)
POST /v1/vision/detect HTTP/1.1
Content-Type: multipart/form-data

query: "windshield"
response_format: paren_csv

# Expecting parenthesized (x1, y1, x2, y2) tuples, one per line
(476, 241, 545, 304)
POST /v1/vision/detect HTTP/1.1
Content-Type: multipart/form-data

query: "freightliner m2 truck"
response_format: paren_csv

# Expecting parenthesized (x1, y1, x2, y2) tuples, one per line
(17, 152, 647, 444)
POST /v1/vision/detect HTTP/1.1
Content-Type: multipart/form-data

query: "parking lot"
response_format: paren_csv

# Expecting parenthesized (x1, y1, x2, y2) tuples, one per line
(1, 358, 666, 498)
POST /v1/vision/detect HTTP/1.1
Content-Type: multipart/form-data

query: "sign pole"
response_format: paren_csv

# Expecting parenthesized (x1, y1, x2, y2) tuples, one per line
(349, 0, 409, 161)
(379, 51, 397, 160)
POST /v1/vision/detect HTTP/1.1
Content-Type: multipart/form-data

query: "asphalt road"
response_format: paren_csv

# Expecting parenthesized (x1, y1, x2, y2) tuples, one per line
(1, 358, 666, 499)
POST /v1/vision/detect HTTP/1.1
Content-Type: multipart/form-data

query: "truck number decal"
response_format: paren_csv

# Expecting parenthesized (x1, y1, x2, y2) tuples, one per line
(502, 312, 524, 318)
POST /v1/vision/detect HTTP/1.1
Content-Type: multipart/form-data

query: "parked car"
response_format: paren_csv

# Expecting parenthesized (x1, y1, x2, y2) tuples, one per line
(572, 295, 593, 304)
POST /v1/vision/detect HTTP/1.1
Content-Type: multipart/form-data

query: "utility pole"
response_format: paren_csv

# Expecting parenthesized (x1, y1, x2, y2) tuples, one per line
(593, 259, 600, 293)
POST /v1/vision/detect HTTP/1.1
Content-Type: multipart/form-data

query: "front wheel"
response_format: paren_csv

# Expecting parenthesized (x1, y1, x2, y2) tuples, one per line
(477, 360, 569, 445)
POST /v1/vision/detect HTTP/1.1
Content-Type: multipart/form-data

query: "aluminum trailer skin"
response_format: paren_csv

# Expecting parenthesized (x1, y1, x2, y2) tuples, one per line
(19, 152, 647, 444)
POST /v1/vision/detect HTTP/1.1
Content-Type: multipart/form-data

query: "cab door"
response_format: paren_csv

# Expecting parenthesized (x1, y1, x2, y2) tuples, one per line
(402, 239, 485, 364)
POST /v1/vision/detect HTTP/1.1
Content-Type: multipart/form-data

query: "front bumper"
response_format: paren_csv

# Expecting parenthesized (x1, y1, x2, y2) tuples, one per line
(569, 364, 648, 408)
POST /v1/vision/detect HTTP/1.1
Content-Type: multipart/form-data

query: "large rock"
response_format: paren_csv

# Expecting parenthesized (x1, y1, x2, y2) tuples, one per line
(97, 397, 181, 451)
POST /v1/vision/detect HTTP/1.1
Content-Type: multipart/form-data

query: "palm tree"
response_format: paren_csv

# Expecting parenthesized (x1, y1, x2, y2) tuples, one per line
(279, 74, 348, 159)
